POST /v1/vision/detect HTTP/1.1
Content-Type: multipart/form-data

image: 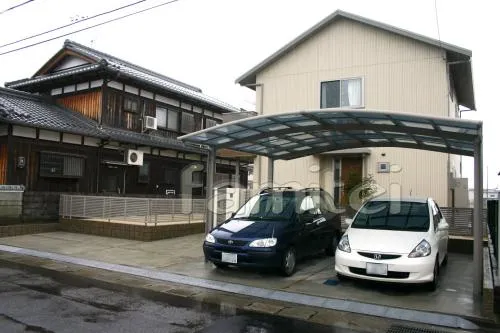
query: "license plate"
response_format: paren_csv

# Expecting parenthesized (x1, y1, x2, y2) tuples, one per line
(221, 252, 237, 264)
(366, 263, 388, 276)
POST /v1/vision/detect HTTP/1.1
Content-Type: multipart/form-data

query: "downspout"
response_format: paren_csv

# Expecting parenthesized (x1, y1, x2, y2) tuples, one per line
(243, 83, 264, 188)
(96, 145, 101, 193)
(445, 55, 452, 207)
(100, 79, 108, 126)
(446, 58, 473, 206)
(98, 59, 110, 126)
(447, 58, 475, 207)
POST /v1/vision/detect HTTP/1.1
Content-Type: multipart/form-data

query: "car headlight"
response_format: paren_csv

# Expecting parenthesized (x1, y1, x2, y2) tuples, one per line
(338, 234, 351, 253)
(408, 239, 431, 258)
(249, 238, 277, 248)
(205, 233, 215, 244)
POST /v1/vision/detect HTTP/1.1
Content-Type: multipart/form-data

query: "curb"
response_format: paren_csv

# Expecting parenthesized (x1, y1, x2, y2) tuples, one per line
(0, 250, 492, 333)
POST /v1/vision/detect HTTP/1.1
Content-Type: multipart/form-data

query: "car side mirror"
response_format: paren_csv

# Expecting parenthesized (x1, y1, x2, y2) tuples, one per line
(345, 218, 353, 225)
(230, 212, 236, 218)
(437, 224, 448, 232)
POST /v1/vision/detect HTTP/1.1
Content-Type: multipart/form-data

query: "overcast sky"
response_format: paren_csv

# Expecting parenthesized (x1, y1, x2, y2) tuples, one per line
(0, 0, 497, 189)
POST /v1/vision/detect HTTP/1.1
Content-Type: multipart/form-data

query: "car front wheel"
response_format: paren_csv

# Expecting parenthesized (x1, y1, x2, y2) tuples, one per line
(426, 257, 439, 291)
(281, 247, 296, 276)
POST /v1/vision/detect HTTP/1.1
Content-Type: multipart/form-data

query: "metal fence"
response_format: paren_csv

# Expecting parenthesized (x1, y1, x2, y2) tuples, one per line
(59, 194, 487, 237)
(440, 207, 488, 237)
(60, 195, 206, 226)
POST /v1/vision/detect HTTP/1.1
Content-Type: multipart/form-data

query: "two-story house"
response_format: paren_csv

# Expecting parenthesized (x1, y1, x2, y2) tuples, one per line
(236, 10, 475, 207)
(0, 40, 249, 197)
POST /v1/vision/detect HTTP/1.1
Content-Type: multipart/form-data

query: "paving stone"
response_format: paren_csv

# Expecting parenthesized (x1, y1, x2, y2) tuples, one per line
(278, 306, 318, 320)
(193, 291, 253, 309)
(167, 288, 200, 297)
(244, 302, 285, 314)
(309, 309, 390, 333)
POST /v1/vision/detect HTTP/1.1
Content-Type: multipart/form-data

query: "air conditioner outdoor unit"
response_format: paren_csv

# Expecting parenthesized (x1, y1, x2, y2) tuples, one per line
(125, 149, 144, 166)
(144, 116, 157, 130)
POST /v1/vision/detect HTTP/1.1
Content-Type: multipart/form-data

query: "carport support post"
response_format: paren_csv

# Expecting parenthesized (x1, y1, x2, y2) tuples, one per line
(473, 135, 483, 298)
(206, 146, 216, 235)
(268, 158, 274, 187)
(234, 160, 240, 188)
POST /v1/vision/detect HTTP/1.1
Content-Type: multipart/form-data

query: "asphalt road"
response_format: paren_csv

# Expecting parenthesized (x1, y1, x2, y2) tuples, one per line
(0, 266, 357, 333)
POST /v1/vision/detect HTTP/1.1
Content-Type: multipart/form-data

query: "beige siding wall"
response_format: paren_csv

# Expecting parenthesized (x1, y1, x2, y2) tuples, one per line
(319, 156, 334, 194)
(254, 18, 452, 204)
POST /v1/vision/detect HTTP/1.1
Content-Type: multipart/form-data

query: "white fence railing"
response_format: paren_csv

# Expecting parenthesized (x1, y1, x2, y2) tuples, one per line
(59, 194, 483, 236)
(60, 195, 207, 226)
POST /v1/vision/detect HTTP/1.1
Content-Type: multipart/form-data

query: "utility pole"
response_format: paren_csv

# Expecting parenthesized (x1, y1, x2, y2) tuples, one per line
(487, 165, 489, 193)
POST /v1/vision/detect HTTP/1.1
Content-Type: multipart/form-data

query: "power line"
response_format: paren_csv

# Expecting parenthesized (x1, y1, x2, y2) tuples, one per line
(0, 0, 34, 15)
(434, 0, 442, 49)
(0, 0, 148, 49)
(0, 0, 181, 56)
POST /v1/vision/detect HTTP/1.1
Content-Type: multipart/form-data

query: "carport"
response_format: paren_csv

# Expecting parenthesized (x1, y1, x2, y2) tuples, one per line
(178, 109, 484, 297)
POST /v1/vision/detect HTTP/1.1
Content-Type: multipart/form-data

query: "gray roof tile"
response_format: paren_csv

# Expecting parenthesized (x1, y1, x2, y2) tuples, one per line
(0, 88, 104, 137)
(7, 40, 240, 113)
(0, 88, 205, 154)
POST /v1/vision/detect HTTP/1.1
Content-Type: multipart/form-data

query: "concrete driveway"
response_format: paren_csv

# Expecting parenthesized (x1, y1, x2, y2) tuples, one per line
(0, 231, 482, 320)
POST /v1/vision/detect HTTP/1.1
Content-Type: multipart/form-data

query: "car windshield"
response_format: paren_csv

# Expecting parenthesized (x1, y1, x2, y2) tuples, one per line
(233, 192, 297, 220)
(351, 200, 430, 231)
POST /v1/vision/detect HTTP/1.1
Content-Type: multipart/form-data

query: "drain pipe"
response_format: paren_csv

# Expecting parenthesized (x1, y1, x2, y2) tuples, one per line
(243, 83, 264, 187)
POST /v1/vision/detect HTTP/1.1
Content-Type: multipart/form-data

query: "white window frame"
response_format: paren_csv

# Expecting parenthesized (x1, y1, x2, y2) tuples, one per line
(320, 76, 364, 109)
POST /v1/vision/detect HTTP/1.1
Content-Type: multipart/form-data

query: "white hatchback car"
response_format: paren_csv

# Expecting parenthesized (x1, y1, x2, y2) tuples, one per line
(335, 197, 449, 290)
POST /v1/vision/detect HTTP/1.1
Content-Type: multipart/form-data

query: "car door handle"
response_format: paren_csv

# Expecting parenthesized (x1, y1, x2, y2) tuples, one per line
(313, 217, 326, 225)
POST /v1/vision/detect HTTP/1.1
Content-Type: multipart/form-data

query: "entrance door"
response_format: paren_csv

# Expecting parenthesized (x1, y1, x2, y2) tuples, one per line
(332, 156, 363, 208)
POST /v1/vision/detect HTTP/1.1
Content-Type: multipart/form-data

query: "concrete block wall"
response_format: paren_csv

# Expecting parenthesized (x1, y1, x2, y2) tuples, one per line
(0, 223, 59, 237)
(0, 191, 23, 224)
(22, 192, 61, 222)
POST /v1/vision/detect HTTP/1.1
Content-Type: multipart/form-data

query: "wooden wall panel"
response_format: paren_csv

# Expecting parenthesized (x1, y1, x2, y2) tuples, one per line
(57, 90, 102, 121)
(0, 144, 7, 184)
(103, 88, 122, 128)
(5, 137, 247, 195)
(10, 137, 98, 192)
(104, 89, 156, 132)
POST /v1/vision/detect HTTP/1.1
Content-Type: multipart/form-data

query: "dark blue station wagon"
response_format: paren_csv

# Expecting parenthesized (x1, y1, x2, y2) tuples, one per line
(203, 187, 342, 276)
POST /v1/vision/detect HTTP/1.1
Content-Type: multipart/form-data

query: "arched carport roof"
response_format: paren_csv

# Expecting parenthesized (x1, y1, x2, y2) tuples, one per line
(179, 109, 483, 297)
(179, 109, 481, 160)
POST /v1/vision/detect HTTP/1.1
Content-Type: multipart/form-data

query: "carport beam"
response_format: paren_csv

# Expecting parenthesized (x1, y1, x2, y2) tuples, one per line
(268, 158, 274, 187)
(473, 135, 483, 298)
(206, 146, 216, 234)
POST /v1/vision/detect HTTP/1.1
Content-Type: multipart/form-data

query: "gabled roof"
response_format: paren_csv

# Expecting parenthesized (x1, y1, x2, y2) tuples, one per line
(235, 10, 475, 110)
(0, 87, 204, 154)
(6, 40, 240, 113)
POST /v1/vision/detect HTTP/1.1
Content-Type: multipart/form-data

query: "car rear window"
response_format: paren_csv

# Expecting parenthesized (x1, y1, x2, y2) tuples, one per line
(351, 201, 430, 231)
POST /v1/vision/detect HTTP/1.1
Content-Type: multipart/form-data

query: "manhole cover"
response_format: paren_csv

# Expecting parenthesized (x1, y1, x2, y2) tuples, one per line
(387, 325, 449, 333)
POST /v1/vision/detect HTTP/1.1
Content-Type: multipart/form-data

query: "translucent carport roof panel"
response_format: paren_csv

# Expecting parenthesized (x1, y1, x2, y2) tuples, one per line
(179, 109, 482, 160)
